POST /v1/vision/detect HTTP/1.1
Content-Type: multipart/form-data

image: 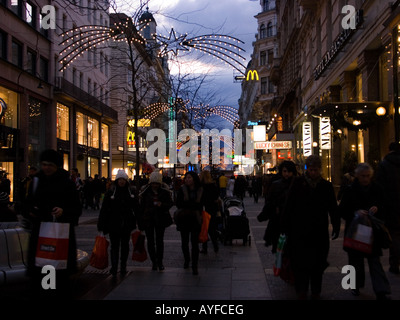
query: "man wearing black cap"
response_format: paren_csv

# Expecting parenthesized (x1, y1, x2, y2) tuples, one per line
(25, 149, 82, 299)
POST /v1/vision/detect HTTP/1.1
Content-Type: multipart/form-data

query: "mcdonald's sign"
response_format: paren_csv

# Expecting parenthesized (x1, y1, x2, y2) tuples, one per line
(127, 131, 135, 146)
(246, 70, 259, 81)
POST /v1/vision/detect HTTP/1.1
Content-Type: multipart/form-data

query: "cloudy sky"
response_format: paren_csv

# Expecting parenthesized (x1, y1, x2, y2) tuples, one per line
(114, 0, 260, 120)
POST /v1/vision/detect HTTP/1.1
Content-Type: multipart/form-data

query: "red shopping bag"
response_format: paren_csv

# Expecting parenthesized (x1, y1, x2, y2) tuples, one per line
(199, 211, 211, 243)
(35, 221, 70, 270)
(89, 235, 109, 269)
(132, 231, 148, 262)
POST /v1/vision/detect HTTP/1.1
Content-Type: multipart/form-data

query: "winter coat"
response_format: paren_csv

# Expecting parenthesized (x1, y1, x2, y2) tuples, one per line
(259, 177, 293, 250)
(339, 178, 386, 256)
(97, 184, 137, 235)
(376, 151, 400, 230)
(138, 183, 173, 230)
(201, 182, 219, 216)
(175, 185, 204, 232)
(282, 174, 340, 271)
(25, 169, 82, 275)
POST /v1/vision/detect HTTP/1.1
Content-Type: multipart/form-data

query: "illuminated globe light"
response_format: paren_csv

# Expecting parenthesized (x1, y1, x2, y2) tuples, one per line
(376, 106, 386, 116)
(353, 120, 362, 126)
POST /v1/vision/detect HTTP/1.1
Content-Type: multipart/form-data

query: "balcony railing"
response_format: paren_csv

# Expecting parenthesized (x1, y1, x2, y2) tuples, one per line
(55, 77, 118, 121)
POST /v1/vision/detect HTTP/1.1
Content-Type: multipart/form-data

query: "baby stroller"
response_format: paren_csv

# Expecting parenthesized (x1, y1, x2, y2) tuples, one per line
(222, 197, 251, 246)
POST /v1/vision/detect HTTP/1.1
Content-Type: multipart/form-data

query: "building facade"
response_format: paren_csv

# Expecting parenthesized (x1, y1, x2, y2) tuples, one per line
(266, 0, 399, 191)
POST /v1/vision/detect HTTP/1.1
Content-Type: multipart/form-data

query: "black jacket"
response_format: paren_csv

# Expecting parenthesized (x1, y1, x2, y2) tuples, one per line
(138, 183, 173, 230)
(376, 151, 400, 229)
(26, 169, 82, 275)
(175, 185, 204, 232)
(282, 174, 340, 270)
(98, 184, 137, 235)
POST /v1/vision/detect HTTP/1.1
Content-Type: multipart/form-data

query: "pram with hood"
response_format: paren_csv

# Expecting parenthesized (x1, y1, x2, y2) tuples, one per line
(222, 197, 251, 246)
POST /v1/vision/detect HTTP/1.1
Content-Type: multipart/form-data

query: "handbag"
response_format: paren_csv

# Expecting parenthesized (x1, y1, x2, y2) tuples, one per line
(89, 234, 109, 269)
(343, 211, 373, 254)
(132, 231, 148, 262)
(35, 221, 70, 270)
(199, 211, 211, 243)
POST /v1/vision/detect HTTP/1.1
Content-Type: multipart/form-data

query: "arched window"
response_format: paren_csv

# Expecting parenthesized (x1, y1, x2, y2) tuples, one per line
(260, 24, 266, 39)
(267, 22, 273, 37)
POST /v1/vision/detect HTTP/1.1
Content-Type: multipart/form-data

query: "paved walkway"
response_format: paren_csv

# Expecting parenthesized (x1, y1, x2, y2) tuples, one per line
(77, 195, 400, 302)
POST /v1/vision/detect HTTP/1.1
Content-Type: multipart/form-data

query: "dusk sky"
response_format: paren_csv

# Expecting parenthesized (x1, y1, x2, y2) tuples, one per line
(115, 0, 260, 117)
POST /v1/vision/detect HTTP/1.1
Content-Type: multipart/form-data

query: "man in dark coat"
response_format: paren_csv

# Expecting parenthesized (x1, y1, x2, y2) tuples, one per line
(282, 155, 340, 300)
(25, 149, 82, 299)
(376, 142, 400, 275)
(340, 162, 391, 300)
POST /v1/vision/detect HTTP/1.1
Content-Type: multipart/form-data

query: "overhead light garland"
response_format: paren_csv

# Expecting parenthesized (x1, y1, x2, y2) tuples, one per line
(58, 12, 247, 75)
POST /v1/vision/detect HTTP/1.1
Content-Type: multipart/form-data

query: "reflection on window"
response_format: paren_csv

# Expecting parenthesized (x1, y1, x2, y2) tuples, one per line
(57, 103, 69, 141)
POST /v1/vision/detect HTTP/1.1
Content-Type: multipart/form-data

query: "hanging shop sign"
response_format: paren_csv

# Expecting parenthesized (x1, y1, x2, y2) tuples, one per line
(314, 10, 363, 80)
(320, 117, 331, 150)
(254, 141, 292, 150)
(303, 122, 312, 157)
(127, 119, 151, 127)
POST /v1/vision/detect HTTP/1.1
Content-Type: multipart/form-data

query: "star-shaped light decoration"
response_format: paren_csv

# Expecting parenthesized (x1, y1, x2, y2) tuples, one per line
(155, 28, 190, 56)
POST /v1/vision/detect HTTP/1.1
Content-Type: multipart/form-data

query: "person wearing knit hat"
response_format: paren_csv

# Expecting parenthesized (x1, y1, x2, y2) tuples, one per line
(149, 171, 162, 185)
(98, 169, 137, 276)
(115, 169, 129, 181)
(138, 171, 173, 271)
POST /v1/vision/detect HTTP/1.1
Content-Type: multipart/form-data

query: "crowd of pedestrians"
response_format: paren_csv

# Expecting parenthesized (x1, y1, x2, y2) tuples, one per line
(1, 142, 399, 300)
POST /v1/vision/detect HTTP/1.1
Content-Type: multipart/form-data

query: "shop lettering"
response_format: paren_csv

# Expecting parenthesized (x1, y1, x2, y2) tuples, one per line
(302, 122, 312, 157)
(320, 117, 331, 150)
(314, 9, 363, 80)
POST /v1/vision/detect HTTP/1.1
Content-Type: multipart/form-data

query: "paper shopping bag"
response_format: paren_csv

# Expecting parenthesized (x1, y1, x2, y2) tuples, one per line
(132, 232, 148, 262)
(273, 234, 286, 276)
(199, 211, 211, 243)
(35, 221, 70, 270)
(343, 212, 373, 254)
(90, 235, 109, 269)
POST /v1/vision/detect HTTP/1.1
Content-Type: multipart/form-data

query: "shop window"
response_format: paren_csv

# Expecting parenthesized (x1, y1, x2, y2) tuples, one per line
(0, 163, 13, 202)
(101, 159, 109, 178)
(101, 123, 109, 151)
(88, 157, 99, 177)
(11, 40, 22, 68)
(76, 112, 87, 146)
(63, 153, 69, 171)
(0, 86, 18, 129)
(57, 103, 69, 141)
(88, 117, 99, 148)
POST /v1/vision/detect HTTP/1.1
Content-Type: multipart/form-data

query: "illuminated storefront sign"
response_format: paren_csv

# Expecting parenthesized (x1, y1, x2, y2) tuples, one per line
(320, 117, 331, 150)
(246, 70, 259, 81)
(254, 141, 292, 150)
(303, 122, 312, 157)
(253, 125, 266, 142)
(127, 119, 151, 127)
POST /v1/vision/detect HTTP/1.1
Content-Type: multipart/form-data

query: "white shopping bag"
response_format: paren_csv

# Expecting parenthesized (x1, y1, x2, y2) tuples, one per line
(35, 221, 70, 270)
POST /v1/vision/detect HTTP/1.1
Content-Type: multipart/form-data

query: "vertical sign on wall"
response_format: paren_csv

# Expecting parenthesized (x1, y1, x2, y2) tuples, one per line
(320, 117, 331, 150)
(303, 122, 312, 157)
